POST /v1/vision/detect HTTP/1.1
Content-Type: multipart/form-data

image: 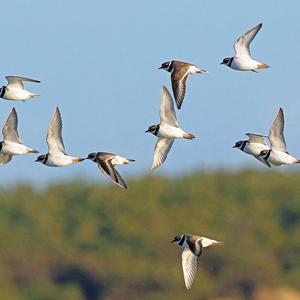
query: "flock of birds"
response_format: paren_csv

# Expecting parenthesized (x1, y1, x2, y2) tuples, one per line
(0, 22, 297, 290)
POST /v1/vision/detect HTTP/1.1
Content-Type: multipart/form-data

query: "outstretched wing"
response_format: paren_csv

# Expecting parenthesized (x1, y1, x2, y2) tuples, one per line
(6, 76, 40, 89)
(268, 108, 287, 152)
(234, 23, 263, 58)
(97, 156, 127, 189)
(255, 155, 271, 168)
(246, 133, 268, 145)
(0, 153, 12, 165)
(151, 138, 174, 170)
(2, 108, 21, 143)
(181, 248, 198, 290)
(171, 70, 189, 109)
(159, 86, 178, 127)
(46, 107, 66, 155)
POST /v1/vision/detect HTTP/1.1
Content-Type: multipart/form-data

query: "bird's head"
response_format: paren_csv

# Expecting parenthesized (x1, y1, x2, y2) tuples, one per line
(145, 124, 159, 135)
(233, 140, 245, 149)
(159, 61, 173, 72)
(86, 152, 97, 161)
(220, 57, 232, 66)
(171, 235, 184, 244)
(35, 154, 46, 164)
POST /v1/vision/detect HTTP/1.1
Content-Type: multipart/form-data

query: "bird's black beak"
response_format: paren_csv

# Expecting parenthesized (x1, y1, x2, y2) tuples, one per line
(145, 129, 150, 133)
(220, 61, 224, 65)
(171, 238, 176, 243)
(158, 66, 163, 69)
(232, 145, 237, 148)
(34, 159, 39, 162)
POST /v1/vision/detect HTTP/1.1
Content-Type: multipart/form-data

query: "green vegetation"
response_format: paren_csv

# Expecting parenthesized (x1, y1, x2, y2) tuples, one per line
(0, 169, 300, 300)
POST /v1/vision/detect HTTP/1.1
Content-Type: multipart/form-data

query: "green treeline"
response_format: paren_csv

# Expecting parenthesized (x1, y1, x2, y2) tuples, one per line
(0, 169, 300, 300)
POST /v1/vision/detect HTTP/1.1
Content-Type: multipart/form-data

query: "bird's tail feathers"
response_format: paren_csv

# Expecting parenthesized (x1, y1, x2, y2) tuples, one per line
(72, 157, 85, 163)
(183, 133, 195, 139)
(198, 68, 207, 73)
(190, 65, 207, 74)
(257, 63, 270, 69)
(202, 237, 224, 248)
(30, 93, 40, 98)
(27, 148, 39, 154)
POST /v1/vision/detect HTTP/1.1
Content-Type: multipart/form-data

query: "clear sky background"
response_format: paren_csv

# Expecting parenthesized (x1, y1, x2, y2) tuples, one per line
(1, 0, 300, 185)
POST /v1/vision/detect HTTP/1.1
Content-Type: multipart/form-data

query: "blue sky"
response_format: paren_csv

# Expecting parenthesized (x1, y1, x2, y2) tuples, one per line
(1, 0, 300, 184)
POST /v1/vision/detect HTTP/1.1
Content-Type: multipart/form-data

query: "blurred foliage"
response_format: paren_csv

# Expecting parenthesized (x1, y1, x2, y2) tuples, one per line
(0, 169, 300, 300)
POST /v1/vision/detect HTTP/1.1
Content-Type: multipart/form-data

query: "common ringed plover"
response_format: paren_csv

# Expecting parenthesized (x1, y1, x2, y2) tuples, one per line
(221, 23, 269, 72)
(0, 108, 38, 165)
(172, 234, 223, 290)
(146, 86, 195, 169)
(159, 60, 206, 109)
(233, 133, 271, 167)
(35, 107, 84, 167)
(86, 152, 134, 189)
(0, 76, 40, 101)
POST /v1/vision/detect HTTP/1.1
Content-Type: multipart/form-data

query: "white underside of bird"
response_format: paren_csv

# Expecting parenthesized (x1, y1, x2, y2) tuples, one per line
(266, 151, 299, 166)
(243, 142, 269, 156)
(230, 57, 267, 71)
(1, 142, 36, 156)
(44, 154, 82, 167)
(157, 124, 189, 139)
(3, 87, 38, 101)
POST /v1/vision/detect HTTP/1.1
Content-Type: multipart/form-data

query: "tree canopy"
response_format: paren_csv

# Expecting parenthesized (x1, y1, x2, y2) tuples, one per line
(0, 169, 299, 300)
